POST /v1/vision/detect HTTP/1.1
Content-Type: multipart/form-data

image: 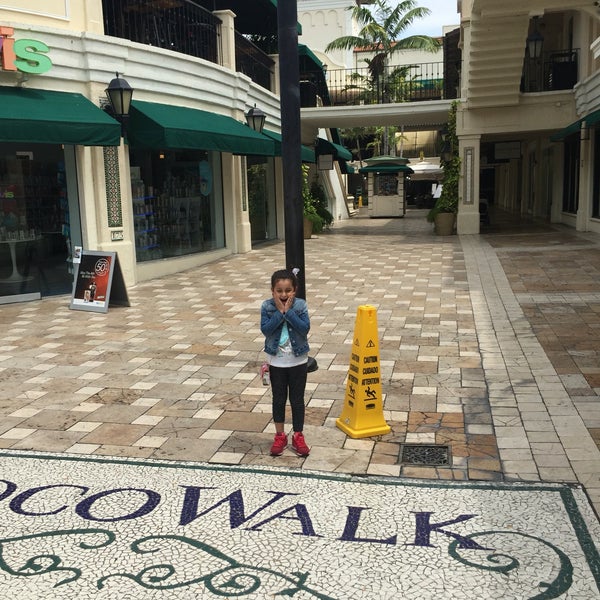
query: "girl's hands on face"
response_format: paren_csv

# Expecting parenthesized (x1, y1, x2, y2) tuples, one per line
(273, 291, 285, 313)
(283, 291, 295, 312)
(272, 278, 296, 313)
(272, 289, 295, 313)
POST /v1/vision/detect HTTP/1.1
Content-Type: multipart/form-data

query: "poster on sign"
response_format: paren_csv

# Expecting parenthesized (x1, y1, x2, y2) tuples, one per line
(69, 251, 128, 313)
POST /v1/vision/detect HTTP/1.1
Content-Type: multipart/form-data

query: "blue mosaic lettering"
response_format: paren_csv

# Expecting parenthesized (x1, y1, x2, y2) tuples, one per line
(247, 503, 322, 537)
(338, 506, 397, 544)
(75, 488, 160, 522)
(10, 484, 89, 516)
(180, 487, 298, 528)
(0, 479, 17, 502)
(409, 512, 486, 549)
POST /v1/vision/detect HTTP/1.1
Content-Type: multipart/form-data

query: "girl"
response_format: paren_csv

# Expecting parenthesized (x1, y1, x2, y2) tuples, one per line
(260, 269, 311, 457)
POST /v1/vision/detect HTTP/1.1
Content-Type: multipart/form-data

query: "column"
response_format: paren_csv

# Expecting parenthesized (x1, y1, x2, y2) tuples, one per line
(456, 134, 481, 235)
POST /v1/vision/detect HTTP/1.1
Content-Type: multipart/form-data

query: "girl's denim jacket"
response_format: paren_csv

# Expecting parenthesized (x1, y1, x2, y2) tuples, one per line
(260, 297, 310, 357)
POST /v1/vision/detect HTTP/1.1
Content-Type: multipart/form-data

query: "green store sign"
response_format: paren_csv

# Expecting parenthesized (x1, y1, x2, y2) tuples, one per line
(0, 26, 52, 74)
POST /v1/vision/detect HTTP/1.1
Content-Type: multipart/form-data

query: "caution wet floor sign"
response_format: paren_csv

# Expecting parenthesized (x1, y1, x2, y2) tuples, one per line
(336, 305, 391, 438)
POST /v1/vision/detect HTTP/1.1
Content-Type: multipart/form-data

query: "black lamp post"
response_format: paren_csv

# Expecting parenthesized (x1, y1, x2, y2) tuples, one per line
(278, 0, 305, 301)
(105, 72, 134, 137)
(245, 104, 267, 134)
(527, 18, 544, 59)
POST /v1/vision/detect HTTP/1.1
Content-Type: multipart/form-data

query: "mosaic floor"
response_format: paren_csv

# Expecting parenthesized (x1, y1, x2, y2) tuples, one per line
(0, 451, 598, 599)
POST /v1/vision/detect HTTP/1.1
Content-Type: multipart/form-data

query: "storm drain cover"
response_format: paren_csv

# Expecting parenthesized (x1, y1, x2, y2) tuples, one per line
(399, 444, 450, 466)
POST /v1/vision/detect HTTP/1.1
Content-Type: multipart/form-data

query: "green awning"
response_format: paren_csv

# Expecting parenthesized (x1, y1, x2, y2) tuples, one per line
(551, 109, 600, 141)
(359, 165, 414, 174)
(340, 162, 355, 174)
(550, 120, 582, 141)
(316, 137, 352, 161)
(0, 86, 121, 146)
(128, 100, 275, 155)
(263, 130, 315, 162)
(299, 44, 324, 71)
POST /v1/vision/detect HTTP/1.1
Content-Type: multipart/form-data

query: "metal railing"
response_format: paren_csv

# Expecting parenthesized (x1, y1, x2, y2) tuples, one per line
(103, 0, 275, 91)
(103, 0, 221, 64)
(522, 49, 579, 93)
(314, 62, 446, 106)
(235, 33, 275, 92)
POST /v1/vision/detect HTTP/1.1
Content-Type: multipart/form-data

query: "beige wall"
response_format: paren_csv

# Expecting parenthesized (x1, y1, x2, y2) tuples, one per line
(0, 1, 104, 34)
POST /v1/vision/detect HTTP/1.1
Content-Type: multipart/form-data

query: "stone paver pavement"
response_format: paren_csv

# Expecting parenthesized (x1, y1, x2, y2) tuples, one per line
(0, 210, 598, 510)
(1, 209, 600, 598)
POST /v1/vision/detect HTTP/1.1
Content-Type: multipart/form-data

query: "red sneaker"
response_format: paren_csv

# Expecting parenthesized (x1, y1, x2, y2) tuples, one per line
(270, 432, 288, 456)
(291, 432, 310, 457)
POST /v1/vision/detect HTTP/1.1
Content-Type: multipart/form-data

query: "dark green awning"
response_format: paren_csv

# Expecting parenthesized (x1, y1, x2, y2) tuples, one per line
(263, 130, 315, 162)
(128, 100, 275, 155)
(316, 137, 352, 161)
(0, 86, 121, 146)
(551, 108, 600, 141)
(550, 120, 582, 141)
(359, 165, 414, 174)
(299, 44, 324, 71)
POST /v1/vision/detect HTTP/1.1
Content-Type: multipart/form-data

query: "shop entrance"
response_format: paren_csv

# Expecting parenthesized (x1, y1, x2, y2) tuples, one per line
(248, 156, 277, 244)
(0, 144, 81, 303)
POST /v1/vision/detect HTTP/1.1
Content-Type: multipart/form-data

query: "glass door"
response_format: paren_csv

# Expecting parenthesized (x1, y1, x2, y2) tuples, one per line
(0, 144, 80, 304)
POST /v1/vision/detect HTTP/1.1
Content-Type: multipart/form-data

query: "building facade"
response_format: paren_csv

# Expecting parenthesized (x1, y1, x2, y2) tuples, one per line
(0, 1, 285, 304)
(456, 0, 600, 234)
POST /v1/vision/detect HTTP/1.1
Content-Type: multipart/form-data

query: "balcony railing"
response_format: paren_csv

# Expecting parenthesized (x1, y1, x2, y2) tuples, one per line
(314, 62, 446, 106)
(522, 49, 579, 93)
(102, 0, 274, 91)
(103, 0, 221, 63)
(235, 33, 275, 92)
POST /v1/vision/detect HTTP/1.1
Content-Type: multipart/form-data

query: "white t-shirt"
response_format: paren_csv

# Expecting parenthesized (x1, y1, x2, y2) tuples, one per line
(268, 322, 308, 368)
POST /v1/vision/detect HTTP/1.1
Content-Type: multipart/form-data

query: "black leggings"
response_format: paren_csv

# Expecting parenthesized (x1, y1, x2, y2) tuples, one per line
(270, 363, 307, 432)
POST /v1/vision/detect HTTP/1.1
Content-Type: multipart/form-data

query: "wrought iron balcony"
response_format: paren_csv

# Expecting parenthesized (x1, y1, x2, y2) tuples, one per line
(521, 49, 579, 93)
(309, 62, 448, 107)
(235, 33, 274, 92)
(102, 0, 274, 91)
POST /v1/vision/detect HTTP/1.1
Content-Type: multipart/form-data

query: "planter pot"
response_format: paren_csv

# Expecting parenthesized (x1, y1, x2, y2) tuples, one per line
(434, 212, 456, 235)
(303, 217, 313, 239)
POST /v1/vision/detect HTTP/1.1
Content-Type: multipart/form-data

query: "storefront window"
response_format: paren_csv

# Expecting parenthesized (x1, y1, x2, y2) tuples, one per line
(375, 174, 398, 196)
(0, 144, 80, 302)
(129, 149, 224, 262)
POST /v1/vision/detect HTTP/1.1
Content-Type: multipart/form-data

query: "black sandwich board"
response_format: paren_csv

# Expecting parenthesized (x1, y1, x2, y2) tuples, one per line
(69, 250, 129, 313)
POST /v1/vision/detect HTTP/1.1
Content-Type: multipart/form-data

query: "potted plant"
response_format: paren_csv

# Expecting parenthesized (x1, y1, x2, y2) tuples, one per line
(310, 179, 334, 229)
(302, 164, 324, 238)
(427, 101, 460, 235)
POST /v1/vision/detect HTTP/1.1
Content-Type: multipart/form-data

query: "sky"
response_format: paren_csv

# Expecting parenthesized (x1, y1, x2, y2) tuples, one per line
(401, 0, 460, 38)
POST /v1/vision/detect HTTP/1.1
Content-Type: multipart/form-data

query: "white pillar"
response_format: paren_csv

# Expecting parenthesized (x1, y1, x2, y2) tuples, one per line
(457, 134, 481, 235)
(577, 126, 591, 231)
(214, 10, 236, 70)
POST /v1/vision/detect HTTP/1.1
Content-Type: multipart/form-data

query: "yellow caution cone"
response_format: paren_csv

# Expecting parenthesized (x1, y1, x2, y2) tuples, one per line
(336, 305, 391, 438)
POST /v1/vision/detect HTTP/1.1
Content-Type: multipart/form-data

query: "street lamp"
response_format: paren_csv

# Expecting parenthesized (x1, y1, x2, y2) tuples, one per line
(527, 17, 544, 59)
(245, 104, 267, 134)
(105, 72, 134, 137)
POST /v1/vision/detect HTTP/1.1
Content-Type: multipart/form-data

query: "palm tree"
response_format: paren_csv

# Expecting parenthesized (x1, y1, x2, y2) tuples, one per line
(325, 0, 440, 153)
(325, 0, 439, 62)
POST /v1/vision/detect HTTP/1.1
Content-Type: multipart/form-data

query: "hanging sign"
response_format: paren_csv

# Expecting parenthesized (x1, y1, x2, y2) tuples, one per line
(69, 251, 129, 313)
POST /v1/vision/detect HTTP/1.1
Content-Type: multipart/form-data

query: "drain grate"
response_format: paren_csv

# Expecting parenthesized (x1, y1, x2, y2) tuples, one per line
(399, 444, 450, 466)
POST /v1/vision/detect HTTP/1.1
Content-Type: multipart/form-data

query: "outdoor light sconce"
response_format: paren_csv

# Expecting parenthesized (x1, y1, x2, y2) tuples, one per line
(245, 104, 267, 133)
(317, 154, 334, 170)
(105, 72, 134, 137)
(527, 17, 544, 59)
(440, 127, 452, 162)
